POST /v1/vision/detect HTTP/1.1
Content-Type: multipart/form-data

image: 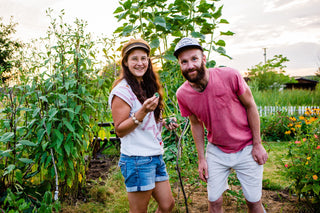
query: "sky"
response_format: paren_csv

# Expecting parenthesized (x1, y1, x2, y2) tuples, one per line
(1, 0, 320, 77)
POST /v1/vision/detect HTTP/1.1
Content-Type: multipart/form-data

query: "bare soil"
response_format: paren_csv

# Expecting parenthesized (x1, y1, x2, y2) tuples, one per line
(175, 184, 303, 213)
(85, 157, 312, 213)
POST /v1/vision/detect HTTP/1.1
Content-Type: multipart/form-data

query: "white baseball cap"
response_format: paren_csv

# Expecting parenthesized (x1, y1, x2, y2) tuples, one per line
(174, 37, 203, 58)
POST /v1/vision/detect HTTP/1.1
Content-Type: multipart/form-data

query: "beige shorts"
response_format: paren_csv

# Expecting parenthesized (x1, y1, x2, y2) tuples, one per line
(206, 143, 263, 202)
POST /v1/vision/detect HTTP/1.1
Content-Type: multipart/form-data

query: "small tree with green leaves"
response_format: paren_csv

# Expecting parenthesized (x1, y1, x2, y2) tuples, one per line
(246, 55, 296, 91)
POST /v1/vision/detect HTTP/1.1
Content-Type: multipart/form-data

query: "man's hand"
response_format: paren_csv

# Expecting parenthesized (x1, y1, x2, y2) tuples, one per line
(198, 159, 209, 182)
(163, 117, 179, 130)
(252, 143, 268, 165)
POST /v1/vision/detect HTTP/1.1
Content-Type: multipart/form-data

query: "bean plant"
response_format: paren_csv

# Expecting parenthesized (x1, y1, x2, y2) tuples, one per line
(0, 9, 113, 211)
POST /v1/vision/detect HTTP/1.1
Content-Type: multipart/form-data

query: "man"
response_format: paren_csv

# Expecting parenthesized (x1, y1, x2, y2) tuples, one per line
(174, 37, 268, 213)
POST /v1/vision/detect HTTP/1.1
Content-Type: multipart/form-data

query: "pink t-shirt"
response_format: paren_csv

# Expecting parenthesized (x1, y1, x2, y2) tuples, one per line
(176, 67, 253, 153)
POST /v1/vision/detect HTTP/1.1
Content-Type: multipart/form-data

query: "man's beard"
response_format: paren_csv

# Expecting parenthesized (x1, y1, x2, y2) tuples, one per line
(181, 61, 206, 83)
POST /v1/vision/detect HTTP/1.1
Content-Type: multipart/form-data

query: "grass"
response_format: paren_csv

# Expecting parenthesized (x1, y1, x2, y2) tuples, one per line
(263, 141, 291, 190)
(60, 142, 292, 212)
(252, 87, 320, 106)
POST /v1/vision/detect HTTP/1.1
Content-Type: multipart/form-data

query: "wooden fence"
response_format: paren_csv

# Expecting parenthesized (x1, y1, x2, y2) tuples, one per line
(257, 106, 320, 116)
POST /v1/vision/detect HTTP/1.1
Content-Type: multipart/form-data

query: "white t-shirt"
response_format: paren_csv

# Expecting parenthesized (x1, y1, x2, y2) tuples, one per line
(108, 79, 164, 156)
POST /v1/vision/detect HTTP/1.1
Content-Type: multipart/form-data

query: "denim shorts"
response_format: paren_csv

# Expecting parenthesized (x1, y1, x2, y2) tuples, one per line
(118, 154, 169, 192)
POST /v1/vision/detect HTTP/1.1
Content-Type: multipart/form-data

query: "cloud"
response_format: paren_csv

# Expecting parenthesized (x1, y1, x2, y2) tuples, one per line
(1, 0, 319, 76)
(264, 0, 311, 12)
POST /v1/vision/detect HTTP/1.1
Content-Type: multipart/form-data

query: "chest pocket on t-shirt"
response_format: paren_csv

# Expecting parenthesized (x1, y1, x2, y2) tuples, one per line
(213, 83, 228, 108)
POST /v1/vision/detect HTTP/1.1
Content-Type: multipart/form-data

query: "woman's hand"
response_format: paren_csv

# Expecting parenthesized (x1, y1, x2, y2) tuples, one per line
(141, 95, 159, 113)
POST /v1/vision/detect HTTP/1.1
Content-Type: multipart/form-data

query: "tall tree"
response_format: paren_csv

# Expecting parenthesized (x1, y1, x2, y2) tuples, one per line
(0, 17, 23, 83)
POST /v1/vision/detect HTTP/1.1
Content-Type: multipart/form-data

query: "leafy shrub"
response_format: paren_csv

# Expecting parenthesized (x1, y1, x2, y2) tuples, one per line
(261, 110, 294, 142)
(261, 108, 320, 142)
(3, 188, 60, 213)
(281, 108, 320, 210)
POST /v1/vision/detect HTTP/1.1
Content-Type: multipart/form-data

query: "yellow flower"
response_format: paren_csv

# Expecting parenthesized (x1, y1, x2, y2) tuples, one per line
(285, 131, 291, 135)
(306, 161, 309, 165)
(289, 117, 297, 121)
(78, 173, 83, 183)
(313, 175, 318, 180)
(310, 117, 317, 122)
(288, 123, 293, 127)
(307, 157, 311, 160)
(305, 120, 312, 125)
(291, 128, 296, 131)
(295, 124, 301, 128)
(299, 116, 305, 120)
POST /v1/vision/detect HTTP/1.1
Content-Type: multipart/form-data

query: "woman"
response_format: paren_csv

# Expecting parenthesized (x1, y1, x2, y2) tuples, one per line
(108, 38, 178, 213)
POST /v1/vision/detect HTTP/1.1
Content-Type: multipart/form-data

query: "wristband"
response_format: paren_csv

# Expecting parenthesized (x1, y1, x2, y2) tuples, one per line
(132, 113, 142, 125)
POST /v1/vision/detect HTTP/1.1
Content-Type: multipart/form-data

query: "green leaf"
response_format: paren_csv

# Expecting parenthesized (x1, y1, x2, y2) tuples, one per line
(37, 128, 46, 143)
(58, 94, 67, 102)
(63, 118, 75, 132)
(114, 6, 124, 14)
(32, 107, 41, 118)
(19, 158, 34, 164)
(216, 46, 226, 55)
(220, 19, 229, 24)
(82, 114, 90, 123)
(206, 60, 216, 68)
(44, 154, 52, 168)
(54, 129, 64, 148)
(212, 5, 223, 19)
(154, 16, 166, 28)
(64, 142, 71, 156)
(191, 32, 205, 39)
(24, 170, 40, 179)
(27, 119, 37, 129)
(67, 177, 73, 188)
(62, 108, 75, 120)
(0, 149, 12, 157)
(220, 30, 235, 36)
(4, 164, 16, 176)
(15, 170, 23, 184)
(48, 108, 58, 121)
(0, 132, 14, 143)
(75, 105, 81, 114)
(39, 96, 48, 103)
(42, 142, 49, 151)
(44, 191, 53, 205)
(114, 26, 124, 34)
(215, 40, 226, 47)
(19, 140, 37, 147)
(123, 0, 132, 10)
(122, 25, 134, 36)
(150, 38, 160, 49)
(47, 122, 52, 135)
(313, 184, 320, 195)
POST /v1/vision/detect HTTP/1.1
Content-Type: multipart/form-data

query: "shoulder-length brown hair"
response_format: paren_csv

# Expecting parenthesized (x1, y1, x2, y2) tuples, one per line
(112, 38, 164, 122)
